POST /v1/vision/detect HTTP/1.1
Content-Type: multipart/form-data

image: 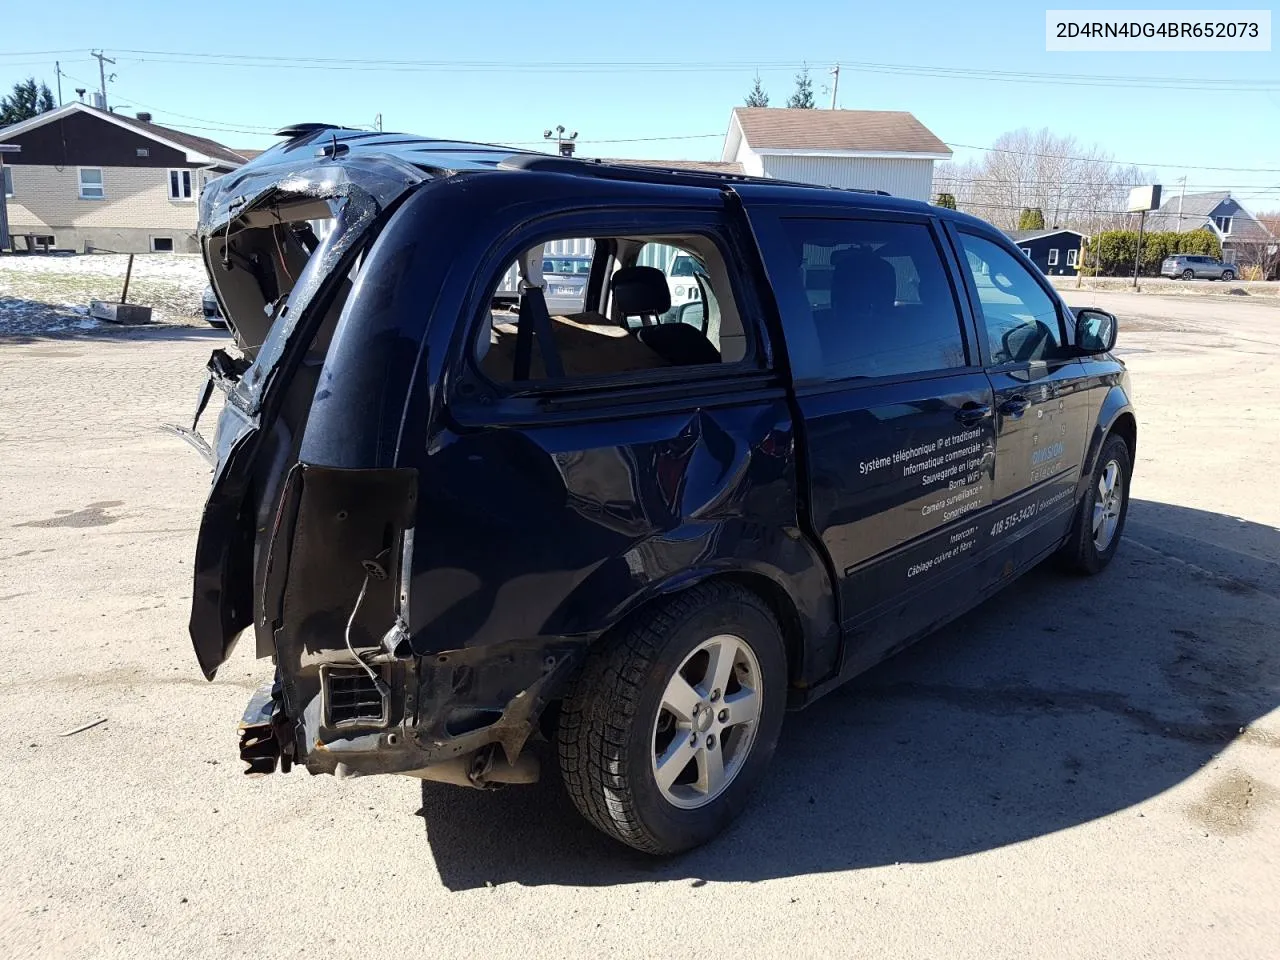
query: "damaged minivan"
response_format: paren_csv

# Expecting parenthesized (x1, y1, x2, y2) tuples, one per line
(182, 127, 1135, 854)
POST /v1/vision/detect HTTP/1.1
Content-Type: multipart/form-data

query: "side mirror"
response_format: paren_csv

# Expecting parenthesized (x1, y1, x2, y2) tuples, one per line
(1074, 308, 1117, 354)
(675, 300, 707, 333)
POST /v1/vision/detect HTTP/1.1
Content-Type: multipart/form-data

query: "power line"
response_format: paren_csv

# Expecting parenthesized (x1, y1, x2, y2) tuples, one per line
(0, 49, 86, 58)
(945, 141, 1280, 174)
(98, 49, 1280, 92)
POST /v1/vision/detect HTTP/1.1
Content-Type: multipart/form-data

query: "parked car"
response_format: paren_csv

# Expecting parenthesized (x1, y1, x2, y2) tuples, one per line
(201, 285, 227, 327)
(665, 251, 705, 311)
(1161, 254, 1236, 281)
(184, 130, 1135, 855)
(541, 254, 591, 314)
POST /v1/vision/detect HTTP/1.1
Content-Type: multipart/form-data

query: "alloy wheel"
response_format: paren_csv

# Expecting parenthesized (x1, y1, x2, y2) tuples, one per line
(1092, 458, 1124, 551)
(650, 634, 762, 810)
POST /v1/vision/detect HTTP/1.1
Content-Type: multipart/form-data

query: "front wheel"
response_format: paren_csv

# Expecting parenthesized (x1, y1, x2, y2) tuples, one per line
(1057, 433, 1132, 574)
(557, 582, 787, 854)
(1222, 270, 1235, 282)
(1182, 269, 1195, 280)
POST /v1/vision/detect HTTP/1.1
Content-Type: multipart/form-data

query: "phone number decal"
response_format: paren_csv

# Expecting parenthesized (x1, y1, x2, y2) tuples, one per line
(1046, 10, 1271, 50)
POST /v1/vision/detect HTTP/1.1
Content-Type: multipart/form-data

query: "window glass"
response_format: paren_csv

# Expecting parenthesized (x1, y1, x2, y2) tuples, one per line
(168, 169, 193, 200)
(780, 218, 968, 380)
(2, 166, 12, 197)
(958, 233, 1066, 366)
(635, 241, 717, 340)
(79, 168, 104, 199)
(477, 232, 744, 386)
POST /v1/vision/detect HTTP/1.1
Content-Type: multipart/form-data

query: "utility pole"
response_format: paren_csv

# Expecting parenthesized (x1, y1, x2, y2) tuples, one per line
(1132, 208, 1147, 288)
(828, 63, 840, 109)
(55, 60, 63, 106)
(1175, 175, 1187, 233)
(90, 50, 115, 110)
(374, 113, 383, 133)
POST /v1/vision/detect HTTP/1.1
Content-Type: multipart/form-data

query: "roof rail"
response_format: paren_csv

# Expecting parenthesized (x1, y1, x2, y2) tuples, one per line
(498, 154, 891, 197)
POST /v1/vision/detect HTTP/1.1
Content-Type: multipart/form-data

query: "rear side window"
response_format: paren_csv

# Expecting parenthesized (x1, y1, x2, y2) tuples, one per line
(780, 218, 968, 380)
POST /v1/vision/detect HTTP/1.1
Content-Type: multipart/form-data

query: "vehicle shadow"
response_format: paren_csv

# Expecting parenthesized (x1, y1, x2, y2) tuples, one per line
(417, 498, 1280, 888)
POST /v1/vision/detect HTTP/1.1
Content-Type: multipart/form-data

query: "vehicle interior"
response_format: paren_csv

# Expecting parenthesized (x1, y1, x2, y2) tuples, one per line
(477, 233, 751, 384)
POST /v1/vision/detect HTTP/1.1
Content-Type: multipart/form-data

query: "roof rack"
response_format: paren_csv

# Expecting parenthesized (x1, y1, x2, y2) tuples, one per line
(498, 154, 889, 196)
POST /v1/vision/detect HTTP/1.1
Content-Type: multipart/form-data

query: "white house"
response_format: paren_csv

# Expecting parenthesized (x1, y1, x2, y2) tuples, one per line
(721, 107, 951, 201)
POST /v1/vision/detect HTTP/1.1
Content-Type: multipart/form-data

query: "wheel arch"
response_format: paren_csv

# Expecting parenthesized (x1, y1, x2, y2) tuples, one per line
(1082, 387, 1137, 480)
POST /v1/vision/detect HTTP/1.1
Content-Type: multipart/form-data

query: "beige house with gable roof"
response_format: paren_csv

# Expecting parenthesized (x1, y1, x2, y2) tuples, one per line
(0, 102, 248, 253)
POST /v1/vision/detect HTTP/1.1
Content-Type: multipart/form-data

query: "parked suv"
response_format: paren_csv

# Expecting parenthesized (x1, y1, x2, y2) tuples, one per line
(1161, 254, 1236, 281)
(182, 128, 1135, 854)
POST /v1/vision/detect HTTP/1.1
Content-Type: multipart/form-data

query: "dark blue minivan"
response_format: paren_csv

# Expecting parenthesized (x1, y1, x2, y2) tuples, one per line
(185, 128, 1135, 854)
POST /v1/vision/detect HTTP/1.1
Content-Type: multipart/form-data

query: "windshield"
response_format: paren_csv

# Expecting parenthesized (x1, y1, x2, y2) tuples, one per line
(543, 257, 591, 276)
(669, 255, 700, 277)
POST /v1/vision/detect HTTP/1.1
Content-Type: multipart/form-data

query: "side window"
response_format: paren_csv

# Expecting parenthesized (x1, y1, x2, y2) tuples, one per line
(957, 233, 1067, 366)
(635, 241, 720, 348)
(475, 230, 751, 387)
(780, 218, 969, 380)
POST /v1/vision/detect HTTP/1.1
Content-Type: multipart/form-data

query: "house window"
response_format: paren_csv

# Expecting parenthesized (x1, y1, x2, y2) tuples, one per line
(78, 167, 104, 200)
(1020, 247, 1032, 257)
(136, 148, 150, 158)
(1047, 248, 1060, 266)
(1066, 248, 1079, 267)
(2, 166, 12, 197)
(150, 237, 175, 253)
(1214, 215, 1233, 235)
(168, 169, 194, 201)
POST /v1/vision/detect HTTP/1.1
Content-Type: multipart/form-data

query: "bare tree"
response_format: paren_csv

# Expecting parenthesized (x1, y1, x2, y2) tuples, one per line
(932, 128, 1154, 234)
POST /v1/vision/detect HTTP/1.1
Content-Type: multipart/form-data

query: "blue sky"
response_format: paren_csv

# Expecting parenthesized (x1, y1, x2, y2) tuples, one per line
(3, 0, 1278, 207)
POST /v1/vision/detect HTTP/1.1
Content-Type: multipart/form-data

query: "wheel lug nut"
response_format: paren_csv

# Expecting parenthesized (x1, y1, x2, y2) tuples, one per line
(689, 732, 698, 746)
(706, 735, 716, 749)
(718, 709, 728, 723)
(711, 689, 721, 702)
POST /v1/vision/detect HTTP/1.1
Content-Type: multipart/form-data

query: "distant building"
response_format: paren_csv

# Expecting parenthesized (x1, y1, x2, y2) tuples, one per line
(1006, 228, 1089, 277)
(0, 102, 249, 253)
(720, 107, 951, 201)
(1143, 191, 1274, 265)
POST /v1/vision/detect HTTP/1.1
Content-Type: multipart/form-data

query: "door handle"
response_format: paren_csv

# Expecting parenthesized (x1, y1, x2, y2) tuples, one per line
(955, 401, 992, 426)
(998, 395, 1031, 418)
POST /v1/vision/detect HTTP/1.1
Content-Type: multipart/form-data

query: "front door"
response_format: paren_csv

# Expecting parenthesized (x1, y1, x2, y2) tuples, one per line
(751, 211, 997, 673)
(951, 229, 1093, 567)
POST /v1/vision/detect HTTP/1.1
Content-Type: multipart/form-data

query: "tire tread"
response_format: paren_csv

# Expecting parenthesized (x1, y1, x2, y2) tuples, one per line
(557, 581, 775, 854)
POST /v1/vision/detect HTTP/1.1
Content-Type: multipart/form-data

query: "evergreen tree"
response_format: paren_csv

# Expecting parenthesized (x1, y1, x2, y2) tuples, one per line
(1018, 206, 1046, 230)
(744, 74, 769, 108)
(786, 68, 815, 109)
(935, 192, 957, 210)
(0, 78, 56, 126)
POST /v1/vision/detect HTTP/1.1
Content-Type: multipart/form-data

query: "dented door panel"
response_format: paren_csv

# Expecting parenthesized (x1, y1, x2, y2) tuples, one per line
(415, 396, 839, 688)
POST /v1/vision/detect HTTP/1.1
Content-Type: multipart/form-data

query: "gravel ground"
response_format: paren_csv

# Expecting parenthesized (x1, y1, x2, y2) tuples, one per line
(0, 292, 1277, 959)
(0, 253, 208, 336)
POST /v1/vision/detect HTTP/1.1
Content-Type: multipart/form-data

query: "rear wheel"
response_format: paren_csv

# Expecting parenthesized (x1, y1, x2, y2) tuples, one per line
(557, 582, 786, 854)
(1182, 269, 1195, 280)
(1057, 433, 1131, 574)
(1222, 270, 1235, 282)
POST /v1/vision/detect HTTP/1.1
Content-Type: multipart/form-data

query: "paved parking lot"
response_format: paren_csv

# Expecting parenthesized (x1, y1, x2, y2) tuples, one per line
(1, 292, 1277, 959)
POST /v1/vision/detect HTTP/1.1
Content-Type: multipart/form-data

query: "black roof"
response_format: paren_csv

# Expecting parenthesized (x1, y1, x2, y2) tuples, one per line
(254, 126, 979, 223)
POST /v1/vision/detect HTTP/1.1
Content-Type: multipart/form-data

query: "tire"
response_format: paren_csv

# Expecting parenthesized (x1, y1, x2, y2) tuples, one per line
(557, 581, 787, 854)
(1057, 433, 1132, 575)
(1222, 270, 1235, 282)
(1182, 269, 1195, 280)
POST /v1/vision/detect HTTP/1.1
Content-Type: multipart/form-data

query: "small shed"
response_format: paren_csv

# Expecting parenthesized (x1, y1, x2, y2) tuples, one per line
(1006, 228, 1088, 277)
